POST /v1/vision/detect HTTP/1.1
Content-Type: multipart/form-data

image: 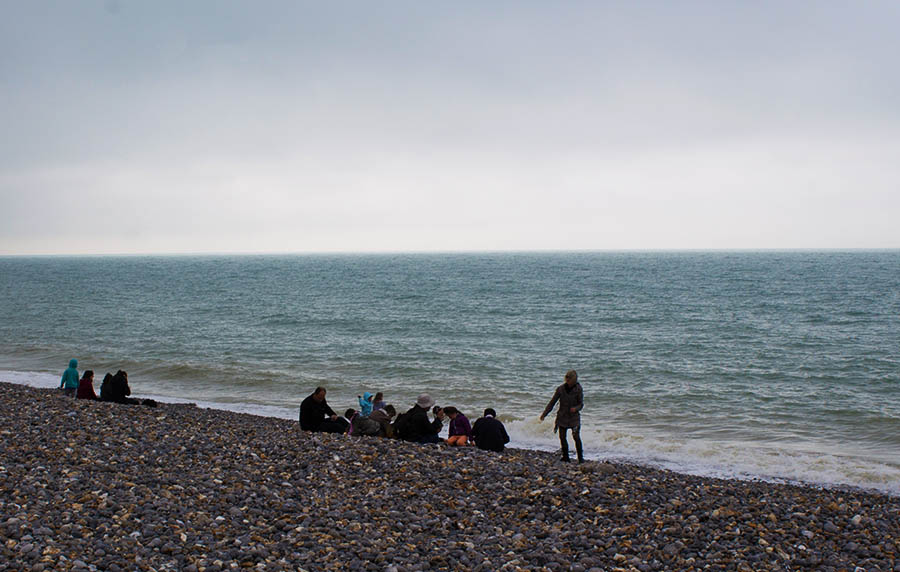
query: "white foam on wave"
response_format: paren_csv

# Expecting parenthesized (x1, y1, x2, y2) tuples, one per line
(4, 370, 897, 496)
(504, 416, 900, 496)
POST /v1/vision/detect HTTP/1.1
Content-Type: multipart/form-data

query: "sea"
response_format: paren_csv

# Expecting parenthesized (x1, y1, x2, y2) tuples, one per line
(0, 252, 897, 495)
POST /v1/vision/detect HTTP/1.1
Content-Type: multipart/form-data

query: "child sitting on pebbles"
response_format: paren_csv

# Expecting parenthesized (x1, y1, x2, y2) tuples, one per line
(443, 406, 473, 446)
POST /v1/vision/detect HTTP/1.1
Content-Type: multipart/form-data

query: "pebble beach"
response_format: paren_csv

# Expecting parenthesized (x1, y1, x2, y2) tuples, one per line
(1, 383, 898, 572)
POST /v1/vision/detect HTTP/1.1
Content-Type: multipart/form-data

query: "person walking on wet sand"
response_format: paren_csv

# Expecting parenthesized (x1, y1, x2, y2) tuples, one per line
(540, 369, 584, 463)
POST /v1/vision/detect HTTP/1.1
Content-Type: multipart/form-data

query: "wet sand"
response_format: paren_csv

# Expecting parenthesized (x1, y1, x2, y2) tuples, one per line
(0, 382, 897, 571)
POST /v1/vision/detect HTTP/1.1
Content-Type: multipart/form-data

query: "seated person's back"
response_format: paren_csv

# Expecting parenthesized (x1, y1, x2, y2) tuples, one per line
(101, 370, 131, 403)
(472, 408, 510, 452)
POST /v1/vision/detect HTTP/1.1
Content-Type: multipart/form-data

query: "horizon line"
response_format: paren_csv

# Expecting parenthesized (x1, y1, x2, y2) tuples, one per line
(2, 247, 899, 258)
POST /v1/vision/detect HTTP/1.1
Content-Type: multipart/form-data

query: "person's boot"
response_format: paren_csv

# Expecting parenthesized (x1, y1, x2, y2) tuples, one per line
(561, 454, 570, 462)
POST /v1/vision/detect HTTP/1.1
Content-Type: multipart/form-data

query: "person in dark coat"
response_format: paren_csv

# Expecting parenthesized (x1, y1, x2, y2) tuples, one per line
(472, 408, 510, 453)
(100, 370, 135, 404)
(396, 394, 444, 443)
(299, 387, 349, 433)
(540, 369, 585, 463)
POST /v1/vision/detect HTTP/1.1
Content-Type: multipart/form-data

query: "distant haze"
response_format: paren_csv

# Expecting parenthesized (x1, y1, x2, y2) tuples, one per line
(2, 1, 899, 255)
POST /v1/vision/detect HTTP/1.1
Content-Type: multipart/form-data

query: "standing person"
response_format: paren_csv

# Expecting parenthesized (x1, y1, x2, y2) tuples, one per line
(76, 370, 99, 400)
(472, 408, 510, 453)
(357, 392, 375, 417)
(540, 369, 584, 463)
(395, 394, 444, 443)
(443, 406, 472, 446)
(299, 387, 349, 433)
(59, 359, 80, 397)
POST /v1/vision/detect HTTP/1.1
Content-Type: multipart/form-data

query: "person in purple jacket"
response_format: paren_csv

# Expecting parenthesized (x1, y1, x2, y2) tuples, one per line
(443, 406, 473, 446)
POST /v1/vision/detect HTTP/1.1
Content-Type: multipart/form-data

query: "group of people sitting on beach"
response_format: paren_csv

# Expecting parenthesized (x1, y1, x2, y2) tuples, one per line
(299, 369, 586, 462)
(298, 387, 512, 453)
(59, 358, 156, 406)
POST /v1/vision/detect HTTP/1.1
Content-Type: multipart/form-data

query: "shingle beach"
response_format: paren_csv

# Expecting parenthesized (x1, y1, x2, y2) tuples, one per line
(1, 382, 897, 572)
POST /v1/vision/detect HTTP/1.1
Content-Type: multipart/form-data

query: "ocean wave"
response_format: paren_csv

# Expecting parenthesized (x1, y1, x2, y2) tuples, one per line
(503, 416, 900, 496)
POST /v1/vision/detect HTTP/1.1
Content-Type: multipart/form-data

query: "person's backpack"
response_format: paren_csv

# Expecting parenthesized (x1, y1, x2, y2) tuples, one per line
(393, 411, 411, 440)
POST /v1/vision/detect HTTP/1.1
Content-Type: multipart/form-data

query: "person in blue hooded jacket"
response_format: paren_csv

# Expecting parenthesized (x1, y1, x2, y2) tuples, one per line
(59, 359, 80, 397)
(357, 391, 375, 417)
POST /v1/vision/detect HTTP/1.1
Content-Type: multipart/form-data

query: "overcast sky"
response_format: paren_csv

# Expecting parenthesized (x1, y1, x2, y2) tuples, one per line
(2, 1, 898, 254)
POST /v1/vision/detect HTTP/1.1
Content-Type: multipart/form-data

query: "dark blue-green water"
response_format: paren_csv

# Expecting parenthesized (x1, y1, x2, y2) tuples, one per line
(1, 252, 898, 493)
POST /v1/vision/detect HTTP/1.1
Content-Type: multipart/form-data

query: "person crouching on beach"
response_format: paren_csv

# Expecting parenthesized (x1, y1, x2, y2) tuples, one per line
(540, 369, 584, 463)
(346, 408, 384, 436)
(396, 394, 444, 444)
(372, 392, 386, 411)
(299, 387, 349, 434)
(472, 408, 510, 453)
(59, 358, 79, 397)
(443, 406, 472, 446)
(369, 404, 396, 437)
(76, 370, 99, 400)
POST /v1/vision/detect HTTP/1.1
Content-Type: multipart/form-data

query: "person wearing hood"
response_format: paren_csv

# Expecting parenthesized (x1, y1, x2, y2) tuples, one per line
(357, 391, 375, 417)
(59, 359, 80, 397)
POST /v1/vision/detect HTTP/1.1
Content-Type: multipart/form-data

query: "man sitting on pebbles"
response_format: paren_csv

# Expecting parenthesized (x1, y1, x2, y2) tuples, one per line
(299, 387, 349, 434)
(472, 408, 511, 452)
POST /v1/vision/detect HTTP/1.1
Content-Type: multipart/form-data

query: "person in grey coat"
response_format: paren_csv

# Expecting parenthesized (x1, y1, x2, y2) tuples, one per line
(540, 369, 584, 463)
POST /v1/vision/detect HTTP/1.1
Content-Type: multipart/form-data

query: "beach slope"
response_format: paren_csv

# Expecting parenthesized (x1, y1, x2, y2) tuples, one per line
(0, 383, 897, 571)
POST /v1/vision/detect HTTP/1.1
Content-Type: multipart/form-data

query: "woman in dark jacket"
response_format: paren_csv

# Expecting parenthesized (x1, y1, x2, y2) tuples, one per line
(540, 369, 584, 463)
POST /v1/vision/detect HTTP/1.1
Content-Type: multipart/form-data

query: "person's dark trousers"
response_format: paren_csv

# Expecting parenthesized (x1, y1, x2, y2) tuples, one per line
(559, 426, 584, 462)
(416, 433, 442, 444)
(318, 419, 350, 434)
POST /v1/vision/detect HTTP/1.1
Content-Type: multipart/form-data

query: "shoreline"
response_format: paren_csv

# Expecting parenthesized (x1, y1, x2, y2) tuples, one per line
(2, 373, 897, 499)
(1, 383, 898, 571)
